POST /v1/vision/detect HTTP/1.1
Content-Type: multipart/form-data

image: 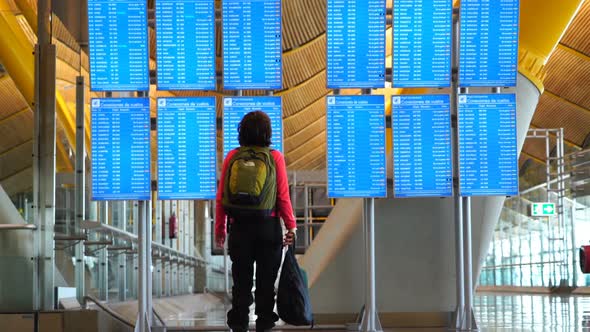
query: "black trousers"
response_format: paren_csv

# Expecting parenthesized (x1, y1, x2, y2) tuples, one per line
(227, 216, 283, 331)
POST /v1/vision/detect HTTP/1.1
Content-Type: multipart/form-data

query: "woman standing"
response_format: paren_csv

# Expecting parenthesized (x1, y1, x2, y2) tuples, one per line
(215, 111, 297, 332)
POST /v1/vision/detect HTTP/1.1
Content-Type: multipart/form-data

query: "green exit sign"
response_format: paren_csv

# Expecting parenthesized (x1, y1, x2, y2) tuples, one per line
(531, 203, 556, 217)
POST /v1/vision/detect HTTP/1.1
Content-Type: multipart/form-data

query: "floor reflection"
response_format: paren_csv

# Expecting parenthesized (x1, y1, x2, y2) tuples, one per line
(475, 293, 590, 331)
(162, 293, 590, 331)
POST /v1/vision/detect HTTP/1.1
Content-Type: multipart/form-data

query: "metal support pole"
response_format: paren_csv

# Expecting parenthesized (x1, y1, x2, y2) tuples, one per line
(173, 257, 178, 296)
(454, 197, 465, 328)
(34, 0, 57, 310)
(75, 75, 86, 304)
(557, 129, 570, 286)
(99, 202, 109, 301)
(303, 184, 310, 248)
(509, 222, 514, 286)
(133, 201, 139, 298)
(360, 198, 382, 332)
(291, 172, 297, 218)
(224, 235, 230, 298)
(135, 201, 150, 332)
(450, 9, 466, 325)
(544, 134, 556, 286)
(155, 200, 162, 297)
(166, 258, 171, 297)
(118, 202, 127, 302)
(163, 201, 171, 296)
(571, 195, 578, 288)
(147, 198, 153, 323)
(462, 197, 476, 331)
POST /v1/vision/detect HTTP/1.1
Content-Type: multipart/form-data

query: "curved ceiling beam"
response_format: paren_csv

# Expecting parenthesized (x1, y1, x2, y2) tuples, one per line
(518, 0, 586, 92)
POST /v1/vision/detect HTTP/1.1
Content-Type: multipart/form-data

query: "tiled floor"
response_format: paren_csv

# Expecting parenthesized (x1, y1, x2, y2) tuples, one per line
(161, 293, 590, 331)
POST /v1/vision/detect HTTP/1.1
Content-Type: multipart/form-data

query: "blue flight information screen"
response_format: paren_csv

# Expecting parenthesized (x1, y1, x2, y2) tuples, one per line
(91, 98, 151, 200)
(222, 0, 282, 90)
(156, 0, 216, 90)
(327, 0, 385, 88)
(393, 0, 452, 88)
(223, 97, 283, 157)
(157, 98, 217, 200)
(88, 0, 149, 91)
(392, 95, 453, 197)
(458, 94, 518, 196)
(327, 95, 386, 198)
(459, 0, 519, 87)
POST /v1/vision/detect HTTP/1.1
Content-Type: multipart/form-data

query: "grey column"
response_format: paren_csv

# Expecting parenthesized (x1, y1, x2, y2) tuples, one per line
(75, 75, 86, 304)
(137, 202, 148, 331)
(33, 0, 57, 310)
(164, 201, 172, 296)
(463, 197, 474, 330)
(117, 202, 127, 301)
(147, 199, 153, 322)
(195, 201, 209, 292)
(133, 201, 139, 298)
(155, 200, 162, 298)
(98, 202, 109, 301)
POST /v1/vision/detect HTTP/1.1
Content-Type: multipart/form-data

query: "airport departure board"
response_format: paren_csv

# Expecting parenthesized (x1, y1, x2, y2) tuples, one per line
(91, 98, 151, 200)
(88, 0, 149, 91)
(458, 94, 518, 196)
(327, 95, 386, 198)
(327, 0, 386, 88)
(222, 0, 282, 90)
(459, 0, 519, 87)
(393, 0, 452, 88)
(156, 0, 216, 90)
(157, 97, 217, 200)
(392, 95, 453, 197)
(223, 97, 283, 157)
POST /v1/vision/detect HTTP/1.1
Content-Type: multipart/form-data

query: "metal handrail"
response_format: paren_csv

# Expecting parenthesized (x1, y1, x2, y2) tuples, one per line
(153, 308, 166, 328)
(0, 224, 37, 231)
(83, 295, 134, 328)
(84, 221, 217, 269)
(54, 234, 87, 241)
(481, 260, 566, 270)
(85, 295, 168, 329)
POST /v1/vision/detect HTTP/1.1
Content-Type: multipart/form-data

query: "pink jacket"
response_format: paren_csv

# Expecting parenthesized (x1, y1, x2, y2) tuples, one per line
(215, 149, 297, 240)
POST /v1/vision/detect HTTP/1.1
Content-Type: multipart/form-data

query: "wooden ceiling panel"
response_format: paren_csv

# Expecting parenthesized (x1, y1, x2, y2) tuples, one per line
(284, 95, 325, 137)
(543, 47, 590, 110)
(284, 115, 325, 152)
(521, 135, 552, 162)
(0, 77, 29, 120)
(284, 36, 326, 89)
(286, 131, 324, 163)
(306, 155, 326, 170)
(283, 0, 326, 51)
(287, 142, 325, 169)
(560, 1, 590, 56)
(0, 140, 33, 181)
(531, 94, 590, 146)
(280, 72, 328, 117)
(0, 111, 33, 153)
(57, 59, 80, 86)
(0, 167, 33, 196)
(54, 39, 81, 72)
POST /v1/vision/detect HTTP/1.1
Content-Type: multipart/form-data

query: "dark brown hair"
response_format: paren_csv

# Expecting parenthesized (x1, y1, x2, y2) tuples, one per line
(238, 111, 272, 147)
